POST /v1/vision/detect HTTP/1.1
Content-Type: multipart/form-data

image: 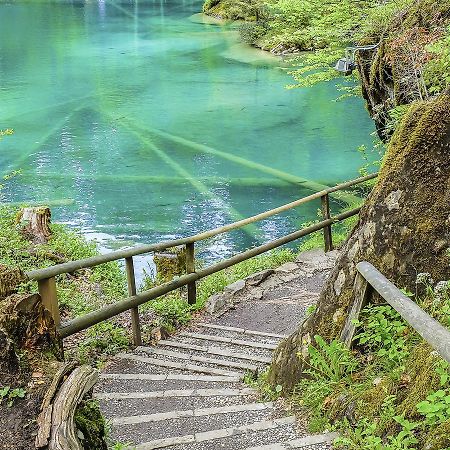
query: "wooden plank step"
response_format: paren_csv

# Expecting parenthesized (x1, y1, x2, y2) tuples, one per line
(112, 402, 273, 425)
(94, 387, 256, 401)
(244, 432, 339, 449)
(99, 373, 240, 382)
(179, 332, 277, 350)
(114, 353, 241, 377)
(198, 323, 288, 339)
(136, 346, 258, 371)
(158, 340, 272, 364)
(133, 416, 296, 449)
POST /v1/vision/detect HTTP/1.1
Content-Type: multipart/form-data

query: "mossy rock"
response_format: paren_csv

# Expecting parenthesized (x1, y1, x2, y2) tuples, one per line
(153, 247, 186, 283)
(268, 94, 450, 392)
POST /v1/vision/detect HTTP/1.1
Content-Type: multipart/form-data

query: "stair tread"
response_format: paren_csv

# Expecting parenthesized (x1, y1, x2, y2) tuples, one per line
(127, 416, 297, 450)
(135, 346, 258, 371)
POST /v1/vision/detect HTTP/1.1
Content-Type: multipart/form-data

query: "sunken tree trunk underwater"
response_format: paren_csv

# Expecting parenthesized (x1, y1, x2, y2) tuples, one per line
(268, 93, 450, 392)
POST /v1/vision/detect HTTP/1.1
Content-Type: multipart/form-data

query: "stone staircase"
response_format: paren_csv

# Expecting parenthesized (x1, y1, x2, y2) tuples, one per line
(95, 322, 337, 449)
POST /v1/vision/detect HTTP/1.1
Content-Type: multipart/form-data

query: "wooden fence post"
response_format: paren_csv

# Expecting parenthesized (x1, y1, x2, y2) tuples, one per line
(186, 243, 196, 305)
(321, 194, 333, 252)
(38, 277, 61, 327)
(340, 272, 372, 347)
(125, 257, 142, 346)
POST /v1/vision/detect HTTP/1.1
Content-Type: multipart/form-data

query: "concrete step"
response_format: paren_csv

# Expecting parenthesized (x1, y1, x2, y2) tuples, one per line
(115, 353, 242, 378)
(244, 432, 338, 449)
(135, 346, 258, 372)
(96, 374, 243, 395)
(97, 391, 261, 418)
(197, 323, 288, 340)
(127, 416, 297, 450)
(158, 339, 272, 364)
(111, 402, 273, 425)
(165, 335, 273, 364)
(95, 387, 256, 401)
(178, 332, 277, 350)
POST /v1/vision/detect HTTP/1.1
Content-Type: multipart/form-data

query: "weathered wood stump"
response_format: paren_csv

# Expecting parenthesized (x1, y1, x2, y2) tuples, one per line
(17, 207, 52, 244)
(35, 365, 99, 450)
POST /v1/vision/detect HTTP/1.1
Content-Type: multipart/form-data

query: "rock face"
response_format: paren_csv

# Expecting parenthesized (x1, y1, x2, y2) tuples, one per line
(357, 1, 450, 140)
(268, 94, 450, 392)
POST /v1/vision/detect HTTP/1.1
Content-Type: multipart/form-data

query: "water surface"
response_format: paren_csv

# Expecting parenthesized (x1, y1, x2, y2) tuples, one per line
(0, 0, 376, 263)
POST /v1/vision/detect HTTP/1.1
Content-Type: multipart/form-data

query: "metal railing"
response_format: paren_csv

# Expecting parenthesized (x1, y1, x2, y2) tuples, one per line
(26, 173, 378, 346)
(341, 262, 450, 364)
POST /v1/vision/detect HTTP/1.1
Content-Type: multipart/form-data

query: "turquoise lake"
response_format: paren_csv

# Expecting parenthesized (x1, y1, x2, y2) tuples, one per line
(0, 0, 376, 264)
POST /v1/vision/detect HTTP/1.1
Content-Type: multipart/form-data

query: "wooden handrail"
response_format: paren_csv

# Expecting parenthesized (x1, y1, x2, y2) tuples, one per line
(26, 173, 376, 281)
(25, 172, 378, 342)
(58, 208, 360, 338)
(341, 261, 450, 364)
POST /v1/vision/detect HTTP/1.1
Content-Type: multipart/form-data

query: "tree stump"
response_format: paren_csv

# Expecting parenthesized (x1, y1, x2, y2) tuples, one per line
(17, 207, 52, 244)
(0, 264, 27, 300)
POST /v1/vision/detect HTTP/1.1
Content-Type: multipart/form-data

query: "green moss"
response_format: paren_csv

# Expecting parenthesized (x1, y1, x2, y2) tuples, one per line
(397, 343, 440, 418)
(423, 419, 450, 450)
(153, 247, 186, 283)
(74, 399, 107, 450)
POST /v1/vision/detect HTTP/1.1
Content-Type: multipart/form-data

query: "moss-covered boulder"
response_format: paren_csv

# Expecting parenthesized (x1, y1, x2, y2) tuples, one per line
(268, 93, 450, 392)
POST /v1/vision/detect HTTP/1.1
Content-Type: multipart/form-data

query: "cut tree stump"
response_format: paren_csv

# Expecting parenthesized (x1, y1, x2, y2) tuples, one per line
(18, 207, 52, 244)
(48, 365, 98, 450)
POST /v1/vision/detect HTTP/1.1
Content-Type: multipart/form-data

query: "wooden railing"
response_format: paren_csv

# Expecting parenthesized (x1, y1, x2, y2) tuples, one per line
(26, 173, 377, 346)
(341, 262, 450, 364)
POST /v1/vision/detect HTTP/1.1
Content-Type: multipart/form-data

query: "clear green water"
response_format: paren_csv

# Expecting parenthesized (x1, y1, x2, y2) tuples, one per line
(0, 0, 376, 261)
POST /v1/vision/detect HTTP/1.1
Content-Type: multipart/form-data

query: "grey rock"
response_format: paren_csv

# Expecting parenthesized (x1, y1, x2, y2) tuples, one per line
(224, 279, 246, 294)
(245, 269, 274, 286)
(205, 293, 232, 314)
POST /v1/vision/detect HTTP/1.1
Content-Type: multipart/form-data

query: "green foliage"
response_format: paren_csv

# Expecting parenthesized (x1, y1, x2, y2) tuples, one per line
(77, 322, 129, 365)
(301, 335, 359, 382)
(353, 305, 410, 365)
(244, 369, 284, 401)
(0, 386, 26, 407)
(423, 26, 450, 94)
(417, 389, 450, 425)
(148, 296, 192, 331)
(385, 105, 411, 135)
(335, 415, 420, 450)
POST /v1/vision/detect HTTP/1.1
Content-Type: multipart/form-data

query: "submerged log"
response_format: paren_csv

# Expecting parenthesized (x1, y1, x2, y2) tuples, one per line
(18, 207, 52, 244)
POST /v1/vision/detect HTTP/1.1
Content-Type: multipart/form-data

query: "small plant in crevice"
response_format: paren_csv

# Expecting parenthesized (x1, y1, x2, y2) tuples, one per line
(0, 386, 26, 407)
(244, 369, 283, 401)
(416, 359, 450, 426)
(300, 335, 359, 383)
(352, 305, 411, 366)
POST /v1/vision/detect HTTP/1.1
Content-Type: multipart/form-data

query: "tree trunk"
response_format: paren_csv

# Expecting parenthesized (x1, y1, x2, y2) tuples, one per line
(268, 94, 450, 392)
(18, 207, 52, 244)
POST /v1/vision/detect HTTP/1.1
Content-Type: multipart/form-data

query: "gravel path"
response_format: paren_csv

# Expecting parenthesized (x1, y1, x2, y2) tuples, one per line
(96, 249, 338, 449)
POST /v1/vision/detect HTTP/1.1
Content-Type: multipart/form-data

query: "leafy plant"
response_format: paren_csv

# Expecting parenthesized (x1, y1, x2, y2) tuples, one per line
(301, 335, 359, 382)
(0, 386, 26, 407)
(353, 305, 410, 365)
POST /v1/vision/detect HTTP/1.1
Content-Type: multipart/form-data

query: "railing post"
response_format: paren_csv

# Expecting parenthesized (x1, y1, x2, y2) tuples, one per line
(38, 277, 61, 327)
(340, 272, 372, 347)
(321, 193, 333, 252)
(125, 257, 142, 346)
(185, 243, 196, 305)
